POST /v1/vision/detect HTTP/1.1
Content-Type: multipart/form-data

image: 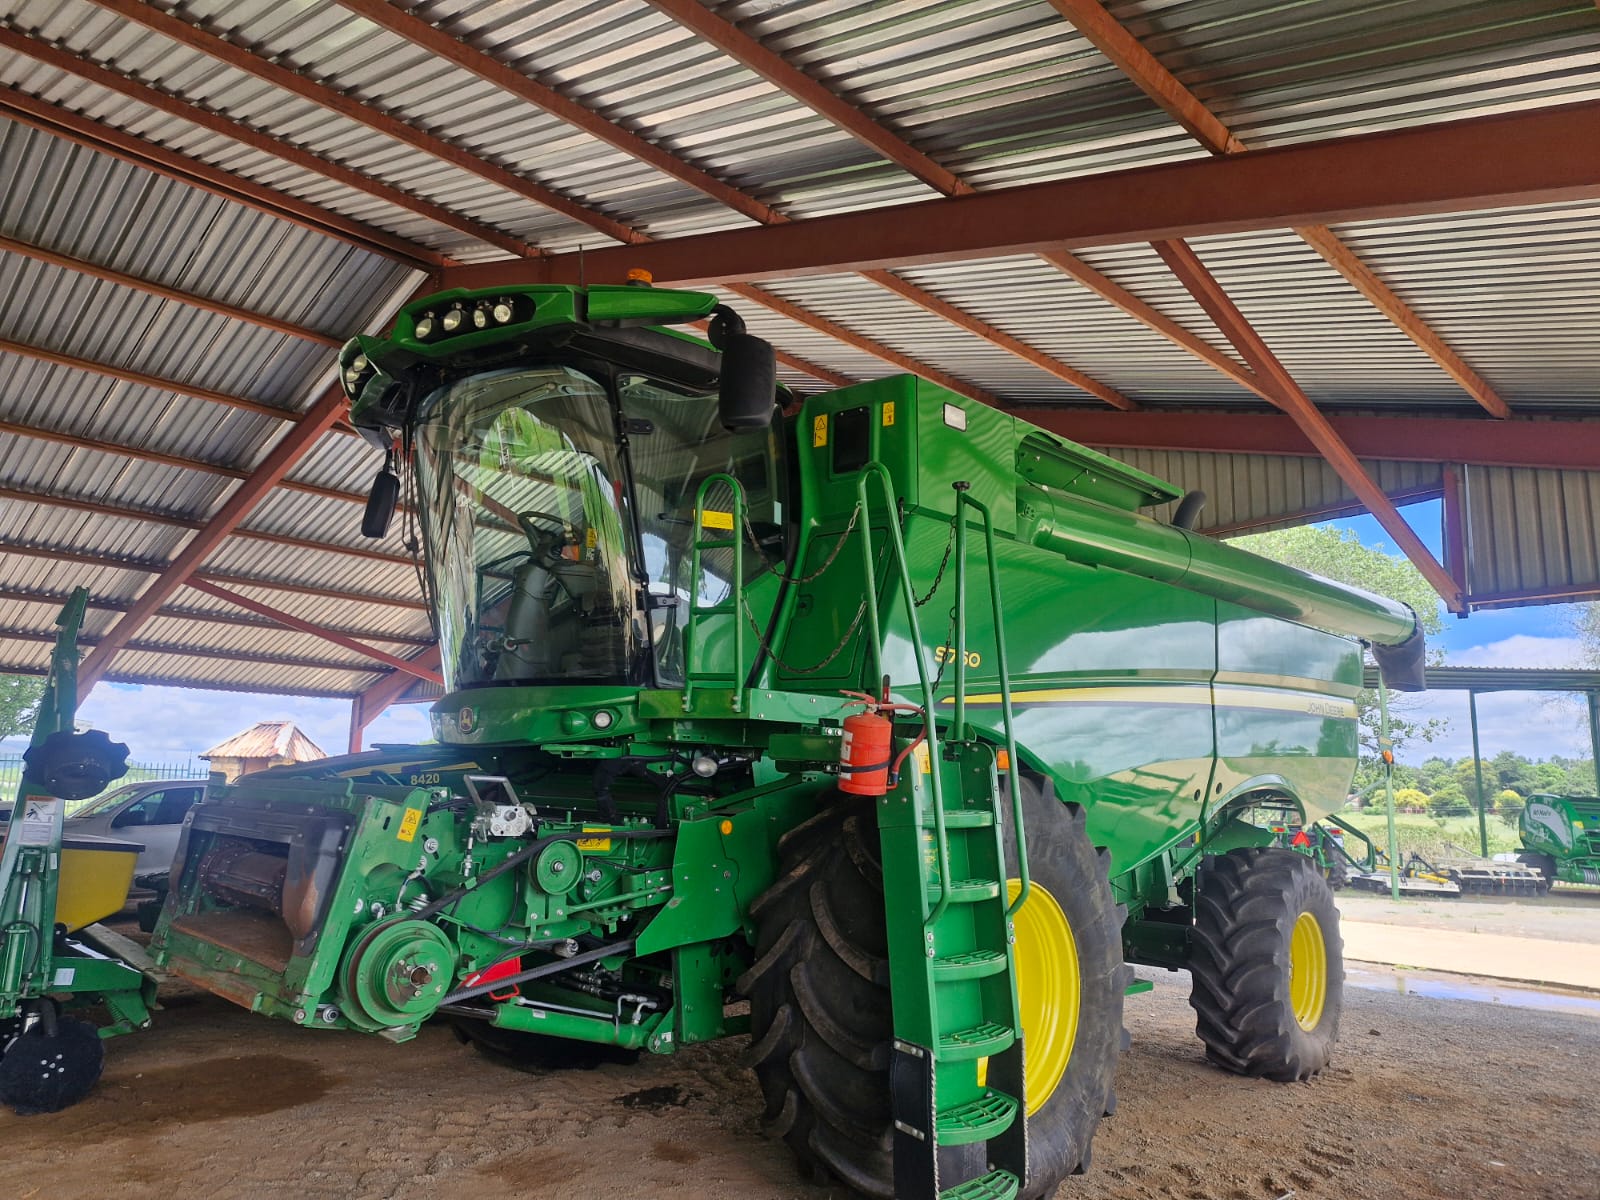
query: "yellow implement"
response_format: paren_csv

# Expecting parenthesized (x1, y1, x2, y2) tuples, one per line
(55, 834, 143, 932)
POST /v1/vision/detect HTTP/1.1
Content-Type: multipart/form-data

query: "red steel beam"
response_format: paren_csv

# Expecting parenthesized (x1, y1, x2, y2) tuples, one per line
(90, 0, 642, 247)
(1042, 0, 1510, 418)
(1152, 238, 1462, 611)
(0, 232, 344, 348)
(0, 661, 361, 700)
(76, 384, 351, 700)
(1440, 464, 1469, 596)
(440, 101, 1600, 291)
(1025, 410, 1600, 472)
(188, 578, 443, 682)
(3, 626, 389, 675)
(332, 0, 1125, 405)
(0, 33, 536, 261)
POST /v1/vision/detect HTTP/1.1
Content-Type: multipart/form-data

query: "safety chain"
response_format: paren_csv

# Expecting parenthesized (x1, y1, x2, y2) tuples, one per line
(737, 501, 862, 587)
(913, 521, 957, 608)
(742, 598, 868, 675)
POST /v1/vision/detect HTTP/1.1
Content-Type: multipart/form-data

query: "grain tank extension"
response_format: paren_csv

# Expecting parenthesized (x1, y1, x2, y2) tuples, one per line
(154, 282, 1424, 1200)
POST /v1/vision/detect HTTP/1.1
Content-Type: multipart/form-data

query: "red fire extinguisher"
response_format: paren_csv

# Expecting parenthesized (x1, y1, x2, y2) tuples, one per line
(838, 685, 926, 796)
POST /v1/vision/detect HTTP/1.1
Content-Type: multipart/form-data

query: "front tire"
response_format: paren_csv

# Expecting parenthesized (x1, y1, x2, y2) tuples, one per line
(740, 782, 1126, 1198)
(1189, 846, 1343, 1082)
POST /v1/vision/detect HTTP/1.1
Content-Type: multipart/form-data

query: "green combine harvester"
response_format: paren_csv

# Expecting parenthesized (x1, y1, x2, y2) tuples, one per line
(150, 280, 1425, 1199)
(1518, 794, 1600, 887)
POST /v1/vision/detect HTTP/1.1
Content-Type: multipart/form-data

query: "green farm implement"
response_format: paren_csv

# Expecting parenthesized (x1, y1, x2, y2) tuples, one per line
(148, 280, 1426, 1198)
(1518, 794, 1600, 887)
(0, 589, 156, 1113)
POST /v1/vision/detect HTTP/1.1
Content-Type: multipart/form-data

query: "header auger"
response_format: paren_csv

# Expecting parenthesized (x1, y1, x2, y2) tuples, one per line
(153, 279, 1425, 1199)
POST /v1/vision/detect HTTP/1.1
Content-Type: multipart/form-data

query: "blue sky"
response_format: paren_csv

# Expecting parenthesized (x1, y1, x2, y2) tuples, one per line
(1316, 499, 1591, 764)
(4, 498, 1591, 769)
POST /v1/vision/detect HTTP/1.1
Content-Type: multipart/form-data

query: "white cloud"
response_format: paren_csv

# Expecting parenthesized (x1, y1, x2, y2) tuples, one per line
(1446, 635, 1585, 670)
(1393, 689, 1592, 764)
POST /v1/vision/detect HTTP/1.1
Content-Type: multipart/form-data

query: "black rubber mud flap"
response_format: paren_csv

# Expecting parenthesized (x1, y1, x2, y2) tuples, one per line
(891, 1040, 938, 1198)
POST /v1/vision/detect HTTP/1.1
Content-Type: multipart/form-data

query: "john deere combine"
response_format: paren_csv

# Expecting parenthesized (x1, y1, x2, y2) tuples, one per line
(153, 280, 1424, 1199)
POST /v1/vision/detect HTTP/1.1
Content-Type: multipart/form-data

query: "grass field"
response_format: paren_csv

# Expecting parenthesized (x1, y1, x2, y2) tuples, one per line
(1333, 808, 1520, 862)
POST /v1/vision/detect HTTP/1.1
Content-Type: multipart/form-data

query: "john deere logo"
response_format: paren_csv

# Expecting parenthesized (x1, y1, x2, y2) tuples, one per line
(458, 707, 476, 733)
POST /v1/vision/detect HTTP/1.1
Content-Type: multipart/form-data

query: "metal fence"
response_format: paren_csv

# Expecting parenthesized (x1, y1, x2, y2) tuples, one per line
(0, 755, 203, 807)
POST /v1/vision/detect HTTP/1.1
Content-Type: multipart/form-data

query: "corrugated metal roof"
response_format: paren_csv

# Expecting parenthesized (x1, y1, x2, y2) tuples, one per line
(0, 0, 1595, 709)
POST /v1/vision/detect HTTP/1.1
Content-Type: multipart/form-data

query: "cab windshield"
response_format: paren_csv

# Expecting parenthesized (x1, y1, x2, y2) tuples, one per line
(414, 363, 785, 690)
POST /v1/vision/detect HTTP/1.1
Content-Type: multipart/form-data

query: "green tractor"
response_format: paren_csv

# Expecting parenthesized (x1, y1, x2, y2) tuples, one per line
(1518, 794, 1600, 887)
(152, 281, 1425, 1199)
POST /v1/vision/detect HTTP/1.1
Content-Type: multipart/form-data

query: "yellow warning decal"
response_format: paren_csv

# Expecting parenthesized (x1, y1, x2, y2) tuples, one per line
(883, 401, 895, 427)
(812, 414, 828, 448)
(701, 510, 734, 531)
(576, 826, 612, 852)
(397, 808, 423, 843)
(914, 743, 932, 775)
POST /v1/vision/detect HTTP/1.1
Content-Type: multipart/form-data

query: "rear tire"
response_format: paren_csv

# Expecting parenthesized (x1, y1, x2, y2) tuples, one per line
(740, 784, 1125, 1198)
(1189, 846, 1343, 1082)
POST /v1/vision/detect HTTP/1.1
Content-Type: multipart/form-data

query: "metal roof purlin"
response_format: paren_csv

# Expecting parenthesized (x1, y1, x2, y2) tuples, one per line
(87, 0, 644, 246)
(1152, 238, 1464, 613)
(0, 585, 431, 646)
(0, 84, 443, 270)
(0, 541, 426, 610)
(0, 30, 539, 261)
(0, 232, 344, 348)
(75, 384, 352, 701)
(187, 578, 442, 682)
(4, 627, 381, 675)
(724, 283, 999, 406)
(439, 101, 1600, 290)
(1044, 0, 1511, 420)
(336, 0, 1130, 406)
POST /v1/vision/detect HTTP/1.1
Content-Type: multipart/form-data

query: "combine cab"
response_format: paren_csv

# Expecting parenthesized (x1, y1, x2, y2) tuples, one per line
(151, 280, 1428, 1199)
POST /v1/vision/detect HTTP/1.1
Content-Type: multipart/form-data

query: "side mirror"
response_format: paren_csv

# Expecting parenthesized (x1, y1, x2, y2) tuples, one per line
(362, 467, 400, 538)
(718, 331, 776, 432)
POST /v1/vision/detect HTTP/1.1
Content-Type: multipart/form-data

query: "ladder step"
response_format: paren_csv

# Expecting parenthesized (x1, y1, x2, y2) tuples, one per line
(694, 538, 738, 551)
(927, 878, 1001, 904)
(938, 1022, 1015, 1062)
(936, 1088, 1020, 1146)
(931, 949, 1008, 981)
(924, 809, 995, 829)
(940, 1168, 1019, 1200)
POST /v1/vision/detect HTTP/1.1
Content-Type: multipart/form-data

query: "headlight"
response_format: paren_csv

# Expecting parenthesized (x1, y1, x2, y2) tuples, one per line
(472, 304, 489, 329)
(414, 312, 436, 339)
(441, 307, 465, 333)
(492, 300, 515, 323)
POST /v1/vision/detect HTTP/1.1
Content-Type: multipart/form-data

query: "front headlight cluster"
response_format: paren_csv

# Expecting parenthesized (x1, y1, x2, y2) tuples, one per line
(413, 296, 524, 342)
(343, 352, 371, 393)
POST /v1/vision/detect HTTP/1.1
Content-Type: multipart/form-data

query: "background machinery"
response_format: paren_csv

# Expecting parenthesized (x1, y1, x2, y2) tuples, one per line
(0, 589, 155, 1114)
(152, 280, 1426, 1200)
(1518, 794, 1600, 887)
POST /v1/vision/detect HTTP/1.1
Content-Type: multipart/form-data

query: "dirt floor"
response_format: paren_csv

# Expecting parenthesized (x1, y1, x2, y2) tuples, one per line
(2, 956, 1595, 1200)
(1336, 887, 1600, 944)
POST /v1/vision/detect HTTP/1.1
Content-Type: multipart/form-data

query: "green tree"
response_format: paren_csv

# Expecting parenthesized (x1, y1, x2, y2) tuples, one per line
(1392, 787, 1430, 814)
(1489, 750, 1533, 794)
(1454, 758, 1493, 808)
(1427, 784, 1470, 817)
(0, 674, 44, 741)
(1493, 789, 1525, 821)
(1233, 524, 1448, 763)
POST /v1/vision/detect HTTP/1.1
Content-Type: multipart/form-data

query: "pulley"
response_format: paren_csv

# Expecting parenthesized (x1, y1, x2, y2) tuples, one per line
(337, 920, 456, 1032)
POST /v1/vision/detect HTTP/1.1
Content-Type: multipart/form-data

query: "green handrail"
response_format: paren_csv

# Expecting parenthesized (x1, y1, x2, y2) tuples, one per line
(853, 463, 952, 929)
(685, 472, 746, 712)
(953, 489, 1030, 918)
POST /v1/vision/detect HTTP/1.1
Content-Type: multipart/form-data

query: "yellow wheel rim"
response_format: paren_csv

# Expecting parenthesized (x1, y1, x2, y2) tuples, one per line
(1007, 879, 1079, 1116)
(1288, 911, 1327, 1031)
